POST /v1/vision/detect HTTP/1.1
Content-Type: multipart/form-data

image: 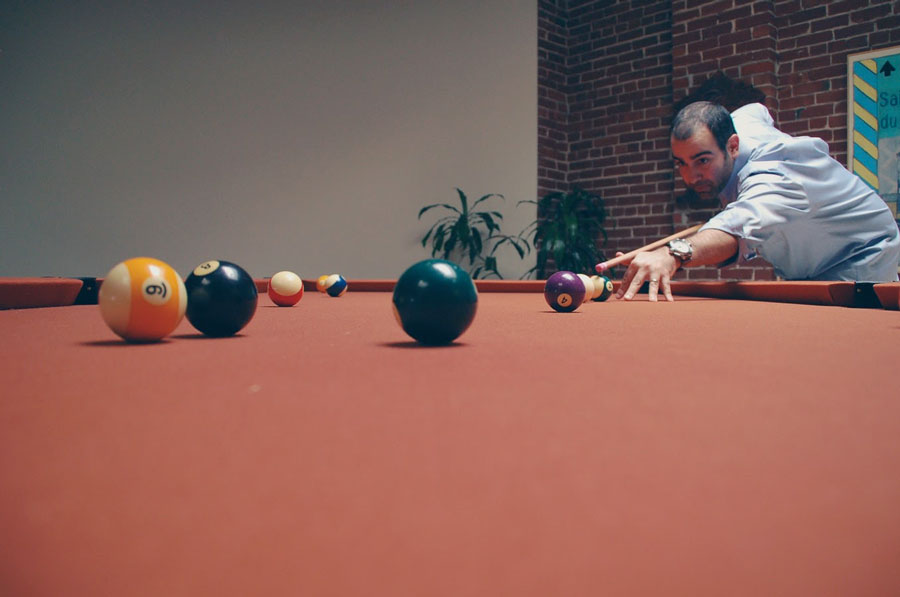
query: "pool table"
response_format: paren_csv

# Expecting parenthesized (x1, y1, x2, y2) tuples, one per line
(1, 277, 899, 596)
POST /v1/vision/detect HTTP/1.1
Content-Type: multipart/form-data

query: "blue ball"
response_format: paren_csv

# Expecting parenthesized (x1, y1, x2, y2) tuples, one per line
(324, 274, 348, 297)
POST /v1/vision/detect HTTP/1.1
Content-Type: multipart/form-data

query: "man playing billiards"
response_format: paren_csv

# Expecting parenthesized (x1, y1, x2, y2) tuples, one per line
(615, 100, 900, 302)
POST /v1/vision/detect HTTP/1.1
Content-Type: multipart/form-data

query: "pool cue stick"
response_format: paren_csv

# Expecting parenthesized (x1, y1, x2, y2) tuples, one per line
(594, 223, 704, 273)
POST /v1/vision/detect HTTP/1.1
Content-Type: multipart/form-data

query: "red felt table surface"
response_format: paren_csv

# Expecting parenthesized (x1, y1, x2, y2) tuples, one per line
(1, 283, 899, 596)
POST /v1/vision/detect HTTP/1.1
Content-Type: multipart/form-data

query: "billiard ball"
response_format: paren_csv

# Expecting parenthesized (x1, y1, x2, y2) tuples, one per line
(184, 260, 258, 336)
(392, 259, 478, 345)
(267, 271, 304, 306)
(591, 275, 614, 302)
(577, 273, 595, 303)
(544, 271, 586, 313)
(316, 275, 329, 293)
(323, 274, 348, 297)
(98, 257, 187, 342)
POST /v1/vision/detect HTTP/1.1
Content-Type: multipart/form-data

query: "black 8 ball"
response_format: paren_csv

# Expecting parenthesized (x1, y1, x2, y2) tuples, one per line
(184, 260, 258, 337)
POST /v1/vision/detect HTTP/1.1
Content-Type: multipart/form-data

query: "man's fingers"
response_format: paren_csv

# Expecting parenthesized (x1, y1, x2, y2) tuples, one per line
(647, 276, 660, 302)
(621, 271, 646, 301)
(616, 267, 635, 299)
(661, 275, 674, 302)
(617, 271, 675, 302)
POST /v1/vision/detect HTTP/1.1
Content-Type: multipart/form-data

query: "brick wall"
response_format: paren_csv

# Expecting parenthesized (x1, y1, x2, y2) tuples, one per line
(538, 1, 571, 195)
(538, 0, 900, 280)
(776, 0, 900, 162)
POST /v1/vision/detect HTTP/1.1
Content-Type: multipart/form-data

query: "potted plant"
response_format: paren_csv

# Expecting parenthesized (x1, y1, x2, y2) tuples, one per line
(418, 188, 530, 279)
(519, 186, 607, 278)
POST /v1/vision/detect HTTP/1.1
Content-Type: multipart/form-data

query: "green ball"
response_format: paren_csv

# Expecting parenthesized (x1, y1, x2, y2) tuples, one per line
(393, 259, 478, 345)
(591, 275, 614, 302)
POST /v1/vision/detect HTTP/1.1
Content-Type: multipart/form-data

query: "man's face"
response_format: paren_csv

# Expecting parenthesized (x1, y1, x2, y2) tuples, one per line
(671, 126, 739, 200)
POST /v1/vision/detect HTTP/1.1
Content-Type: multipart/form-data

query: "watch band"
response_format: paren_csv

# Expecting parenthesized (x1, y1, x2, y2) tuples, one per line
(667, 239, 693, 265)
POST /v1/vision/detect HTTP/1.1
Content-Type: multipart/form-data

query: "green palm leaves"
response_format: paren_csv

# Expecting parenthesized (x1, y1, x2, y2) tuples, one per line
(419, 186, 607, 279)
(419, 188, 529, 279)
(519, 187, 607, 278)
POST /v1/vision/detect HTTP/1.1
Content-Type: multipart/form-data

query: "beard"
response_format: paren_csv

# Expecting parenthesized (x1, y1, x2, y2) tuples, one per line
(676, 188, 721, 210)
(690, 184, 720, 200)
(686, 153, 734, 201)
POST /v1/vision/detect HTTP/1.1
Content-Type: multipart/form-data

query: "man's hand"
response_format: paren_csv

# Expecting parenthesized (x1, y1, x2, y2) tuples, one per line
(608, 229, 736, 303)
(615, 247, 680, 302)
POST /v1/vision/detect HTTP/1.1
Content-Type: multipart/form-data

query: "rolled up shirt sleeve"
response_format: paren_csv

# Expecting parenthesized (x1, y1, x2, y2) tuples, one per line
(700, 167, 810, 270)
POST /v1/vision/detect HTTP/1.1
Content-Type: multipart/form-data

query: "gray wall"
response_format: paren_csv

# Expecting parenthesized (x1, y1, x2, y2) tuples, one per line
(0, 1, 537, 280)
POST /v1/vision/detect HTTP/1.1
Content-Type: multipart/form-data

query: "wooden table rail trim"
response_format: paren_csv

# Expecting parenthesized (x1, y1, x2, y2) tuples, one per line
(2, 278, 898, 310)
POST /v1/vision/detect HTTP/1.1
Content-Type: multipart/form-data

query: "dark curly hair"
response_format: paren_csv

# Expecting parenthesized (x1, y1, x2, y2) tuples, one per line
(671, 101, 736, 152)
(673, 72, 767, 114)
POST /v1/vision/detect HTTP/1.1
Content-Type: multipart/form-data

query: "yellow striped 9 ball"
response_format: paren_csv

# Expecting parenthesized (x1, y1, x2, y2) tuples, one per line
(98, 257, 187, 342)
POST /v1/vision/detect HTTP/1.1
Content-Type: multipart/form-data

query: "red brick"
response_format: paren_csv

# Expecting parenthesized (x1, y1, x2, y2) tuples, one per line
(815, 89, 845, 104)
(792, 32, 833, 50)
(644, 215, 674, 226)
(811, 14, 850, 33)
(626, 184, 657, 195)
(876, 14, 900, 31)
(852, 2, 890, 21)
(787, 6, 827, 25)
(832, 36, 872, 53)
(700, 0, 738, 17)
(780, 22, 811, 38)
(833, 22, 875, 38)
(741, 61, 776, 75)
(827, 115, 849, 129)
(735, 38, 776, 54)
(808, 64, 846, 80)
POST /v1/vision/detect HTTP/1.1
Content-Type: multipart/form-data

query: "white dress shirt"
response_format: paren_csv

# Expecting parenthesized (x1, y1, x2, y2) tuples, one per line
(700, 103, 900, 281)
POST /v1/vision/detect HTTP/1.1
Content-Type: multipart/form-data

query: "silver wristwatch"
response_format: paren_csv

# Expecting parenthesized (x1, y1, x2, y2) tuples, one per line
(667, 238, 693, 265)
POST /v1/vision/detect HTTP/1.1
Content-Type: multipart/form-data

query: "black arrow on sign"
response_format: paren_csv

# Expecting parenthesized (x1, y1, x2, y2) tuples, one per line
(881, 61, 895, 77)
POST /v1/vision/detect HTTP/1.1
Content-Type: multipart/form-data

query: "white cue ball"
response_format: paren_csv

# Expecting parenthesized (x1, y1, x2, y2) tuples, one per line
(577, 273, 595, 303)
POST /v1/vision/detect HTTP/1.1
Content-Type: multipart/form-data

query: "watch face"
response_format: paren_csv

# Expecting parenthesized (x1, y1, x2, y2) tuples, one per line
(669, 238, 693, 261)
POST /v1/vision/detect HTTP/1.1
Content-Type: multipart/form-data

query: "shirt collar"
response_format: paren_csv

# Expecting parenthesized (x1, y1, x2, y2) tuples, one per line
(718, 145, 750, 206)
